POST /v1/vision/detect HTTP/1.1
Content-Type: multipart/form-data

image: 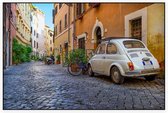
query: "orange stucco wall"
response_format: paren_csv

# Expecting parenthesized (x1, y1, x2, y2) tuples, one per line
(75, 3, 151, 49)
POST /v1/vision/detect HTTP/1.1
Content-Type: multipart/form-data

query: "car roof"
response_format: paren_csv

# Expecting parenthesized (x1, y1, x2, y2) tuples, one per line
(101, 37, 141, 44)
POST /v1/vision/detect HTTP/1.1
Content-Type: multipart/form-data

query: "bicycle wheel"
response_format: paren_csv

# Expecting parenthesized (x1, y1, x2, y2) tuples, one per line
(67, 63, 82, 76)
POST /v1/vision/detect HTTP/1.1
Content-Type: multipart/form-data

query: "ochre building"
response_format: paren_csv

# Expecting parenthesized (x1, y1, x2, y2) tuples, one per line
(53, 3, 74, 64)
(74, 3, 164, 72)
(53, 3, 164, 74)
(44, 25, 54, 56)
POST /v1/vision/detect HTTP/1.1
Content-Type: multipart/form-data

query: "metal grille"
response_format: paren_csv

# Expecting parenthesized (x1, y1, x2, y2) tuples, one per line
(131, 18, 142, 40)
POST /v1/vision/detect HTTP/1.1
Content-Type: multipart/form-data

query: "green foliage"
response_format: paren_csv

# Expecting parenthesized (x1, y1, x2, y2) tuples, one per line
(31, 55, 39, 61)
(67, 49, 87, 64)
(56, 54, 60, 61)
(12, 38, 32, 64)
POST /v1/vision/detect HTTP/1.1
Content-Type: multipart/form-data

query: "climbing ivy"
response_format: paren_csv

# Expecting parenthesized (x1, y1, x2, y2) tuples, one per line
(12, 38, 32, 64)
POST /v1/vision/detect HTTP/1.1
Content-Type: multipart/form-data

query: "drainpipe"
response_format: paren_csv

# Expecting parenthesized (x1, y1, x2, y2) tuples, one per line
(8, 4, 12, 66)
(68, 5, 70, 43)
(3, 4, 7, 69)
(73, 4, 76, 50)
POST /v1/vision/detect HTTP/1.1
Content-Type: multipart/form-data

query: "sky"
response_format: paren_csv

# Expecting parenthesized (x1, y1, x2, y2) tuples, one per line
(33, 3, 54, 30)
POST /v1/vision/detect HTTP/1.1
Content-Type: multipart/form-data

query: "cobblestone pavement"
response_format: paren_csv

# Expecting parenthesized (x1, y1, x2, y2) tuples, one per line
(3, 61, 165, 110)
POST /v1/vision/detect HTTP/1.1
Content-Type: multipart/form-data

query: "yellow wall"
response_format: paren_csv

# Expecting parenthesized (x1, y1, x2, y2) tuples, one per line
(54, 4, 74, 63)
(45, 26, 54, 56)
(147, 4, 164, 69)
(54, 28, 72, 63)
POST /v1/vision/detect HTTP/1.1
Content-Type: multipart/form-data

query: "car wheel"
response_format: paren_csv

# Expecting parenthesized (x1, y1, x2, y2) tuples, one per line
(88, 65, 94, 77)
(145, 75, 156, 81)
(111, 66, 124, 84)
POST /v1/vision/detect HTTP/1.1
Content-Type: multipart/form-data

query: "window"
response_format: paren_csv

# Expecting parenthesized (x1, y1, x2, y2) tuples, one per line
(59, 20, 62, 33)
(78, 38, 85, 50)
(107, 43, 117, 54)
(31, 27, 32, 33)
(34, 30, 36, 36)
(37, 33, 38, 38)
(30, 15, 32, 21)
(130, 17, 142, 40)
(34, 40, 36, 48)
(50, 40, 52, 44)
(55, 25, 57, 36)
(96, 44, 106, 54)
(64, 14, 67, 29)
(55, 6, 57, 15)
(59, 4, 62, 9)
(123, 40, 145, 49)
(53, 6, 57, 23)
(30, 38, 32, 45)
(37, 42, 38, 49)
(53, 37, 54, 43)
(76, 4, 85, 16)
(50, 33, 53, 37)
(60, 45, 62, 52)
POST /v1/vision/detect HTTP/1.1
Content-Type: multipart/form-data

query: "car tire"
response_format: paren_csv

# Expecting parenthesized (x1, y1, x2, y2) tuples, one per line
(145, 75, 156, 81)
(88, 65, 94, 77)
(111, 66, 124, 84)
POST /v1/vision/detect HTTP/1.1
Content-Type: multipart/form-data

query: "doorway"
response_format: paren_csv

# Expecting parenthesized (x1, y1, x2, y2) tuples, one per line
(64, 42, 68, 57)
(78, 37, 85, 50)
(96, 27, 102, 47)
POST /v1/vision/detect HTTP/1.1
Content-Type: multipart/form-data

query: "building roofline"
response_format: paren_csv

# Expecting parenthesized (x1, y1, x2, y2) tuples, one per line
(31, 4, 44, 15)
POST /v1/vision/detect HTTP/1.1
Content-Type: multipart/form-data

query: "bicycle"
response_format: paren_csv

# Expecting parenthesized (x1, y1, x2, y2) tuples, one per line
(67, 58, 88, 76)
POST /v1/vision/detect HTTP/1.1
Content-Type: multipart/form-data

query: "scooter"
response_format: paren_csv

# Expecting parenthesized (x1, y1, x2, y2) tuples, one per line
(46, 57, 53, 65)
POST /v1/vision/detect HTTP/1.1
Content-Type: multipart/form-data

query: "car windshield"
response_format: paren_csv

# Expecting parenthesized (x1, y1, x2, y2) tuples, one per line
(123, 40, 145, 49)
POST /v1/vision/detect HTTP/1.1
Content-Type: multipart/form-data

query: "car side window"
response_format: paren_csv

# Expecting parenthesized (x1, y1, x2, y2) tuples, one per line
(96, 44, 106, 54)
(107, 43, 117, 54)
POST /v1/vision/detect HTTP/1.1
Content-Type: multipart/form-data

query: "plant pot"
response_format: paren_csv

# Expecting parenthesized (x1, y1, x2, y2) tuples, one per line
(71, 63, 79, 72)
(56, 60, 60, 64)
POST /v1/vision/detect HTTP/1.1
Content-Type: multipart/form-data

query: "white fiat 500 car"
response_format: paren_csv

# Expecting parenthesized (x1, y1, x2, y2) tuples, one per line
(88, 38, 160, 84)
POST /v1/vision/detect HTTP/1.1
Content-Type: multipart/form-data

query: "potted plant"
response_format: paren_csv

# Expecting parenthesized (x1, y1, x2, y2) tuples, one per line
(67, 49, 87, 72)
(56, 55, 60, 64)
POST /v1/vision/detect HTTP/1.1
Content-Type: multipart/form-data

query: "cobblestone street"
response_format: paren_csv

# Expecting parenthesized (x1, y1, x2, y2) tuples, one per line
(3, 61, 165, 110)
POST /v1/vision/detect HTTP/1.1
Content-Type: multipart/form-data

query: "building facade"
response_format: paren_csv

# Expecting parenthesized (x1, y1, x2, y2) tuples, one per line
(16, 3, 31, 46)
(44, 25, 54, 56)
(53, 3, 164, 74)
(74, 3, 164, 72)
(31, 5, 45, 58)
(3, 3, 17, 68)
(53, 3, 74, 64)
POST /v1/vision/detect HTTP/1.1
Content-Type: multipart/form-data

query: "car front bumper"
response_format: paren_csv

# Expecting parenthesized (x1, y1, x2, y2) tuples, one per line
(124, 68, 160, 77)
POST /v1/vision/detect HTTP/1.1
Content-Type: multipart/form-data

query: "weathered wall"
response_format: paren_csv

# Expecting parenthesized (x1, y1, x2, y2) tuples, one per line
(147, 4, 165, 71)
